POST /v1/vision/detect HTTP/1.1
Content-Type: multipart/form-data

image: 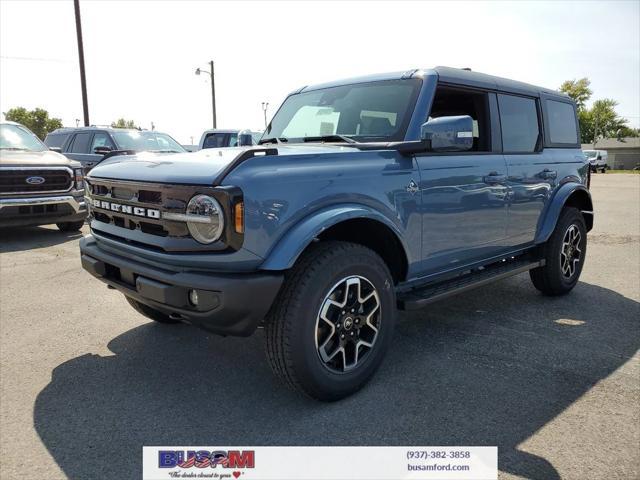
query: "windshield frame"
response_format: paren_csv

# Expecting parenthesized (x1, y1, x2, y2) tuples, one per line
(0, 123, 48, 152)
(263, 78, 423, 144)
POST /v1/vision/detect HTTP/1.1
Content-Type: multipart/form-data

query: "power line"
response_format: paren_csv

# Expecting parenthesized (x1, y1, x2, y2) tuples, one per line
(0, 55, 71, 63)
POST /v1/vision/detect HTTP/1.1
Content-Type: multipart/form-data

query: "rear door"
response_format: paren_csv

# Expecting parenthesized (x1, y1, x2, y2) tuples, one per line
(64, 131, 108, 172)
(415, 85, 510, 274)
(499, 94, 556, 244)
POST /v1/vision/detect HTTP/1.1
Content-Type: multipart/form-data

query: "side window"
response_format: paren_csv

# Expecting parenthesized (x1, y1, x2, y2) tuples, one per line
(90, 132, 114, 151)
(546, 100, 578, 144)
(498, 94, 540, 153)
(203, 133, 226, 148)
(69, 132, 92, 153)
(428, 86, 491, 151)
(228, 133, 238, 147)
(44, 133, 68, 149)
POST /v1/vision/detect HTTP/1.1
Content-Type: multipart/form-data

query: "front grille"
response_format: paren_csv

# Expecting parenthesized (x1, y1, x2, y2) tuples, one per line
(86, 179, 194, 240)
(85, 178, 241, 252)
(0, 203, 74, 219)
(0, 168, 73, 194)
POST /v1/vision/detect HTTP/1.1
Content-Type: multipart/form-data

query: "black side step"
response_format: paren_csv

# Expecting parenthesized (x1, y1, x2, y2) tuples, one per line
(397, 258, 545, 311)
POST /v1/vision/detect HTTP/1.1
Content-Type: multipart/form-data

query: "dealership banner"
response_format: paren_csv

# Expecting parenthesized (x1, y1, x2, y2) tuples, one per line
(142, 446, 497, 480)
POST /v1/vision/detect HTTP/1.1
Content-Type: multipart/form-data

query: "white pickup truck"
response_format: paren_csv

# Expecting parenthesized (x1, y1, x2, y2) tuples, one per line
(583, 149, 608, 173)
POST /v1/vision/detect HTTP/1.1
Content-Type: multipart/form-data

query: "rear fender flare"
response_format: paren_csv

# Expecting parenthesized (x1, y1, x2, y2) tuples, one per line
(535, 183, 593, 243)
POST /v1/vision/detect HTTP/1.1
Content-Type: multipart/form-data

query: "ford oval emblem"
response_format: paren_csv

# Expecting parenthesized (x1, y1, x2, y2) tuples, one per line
(26, 176, 45, 185)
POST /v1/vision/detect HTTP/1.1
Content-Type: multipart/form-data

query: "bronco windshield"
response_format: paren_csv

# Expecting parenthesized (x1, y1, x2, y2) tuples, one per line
(262, 79, 422, 143)
(112, 131, 186, 153)
(0, 123, 47, 152)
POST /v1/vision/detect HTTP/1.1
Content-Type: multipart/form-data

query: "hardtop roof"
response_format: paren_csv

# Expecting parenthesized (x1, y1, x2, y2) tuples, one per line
(298, 66, 572, 101)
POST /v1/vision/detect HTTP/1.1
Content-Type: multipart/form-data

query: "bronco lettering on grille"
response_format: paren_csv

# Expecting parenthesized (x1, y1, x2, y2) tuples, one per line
(92, 199, 160, 219)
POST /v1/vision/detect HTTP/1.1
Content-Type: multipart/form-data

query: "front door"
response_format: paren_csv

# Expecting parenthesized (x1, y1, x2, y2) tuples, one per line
(414, 85, 510, 275)
(415, 154, 509, 273)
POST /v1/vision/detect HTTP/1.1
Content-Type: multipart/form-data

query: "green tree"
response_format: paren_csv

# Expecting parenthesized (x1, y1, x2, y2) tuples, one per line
(110, 118, 139, 129)
(559, 78, 592, 110)
(614, 125, 640, 140)
(558, 78, 635, 143)
(4, 107, 63, 140)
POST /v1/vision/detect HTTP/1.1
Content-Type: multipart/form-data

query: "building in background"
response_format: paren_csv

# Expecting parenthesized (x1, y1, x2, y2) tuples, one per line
(582, 138, 640, 170)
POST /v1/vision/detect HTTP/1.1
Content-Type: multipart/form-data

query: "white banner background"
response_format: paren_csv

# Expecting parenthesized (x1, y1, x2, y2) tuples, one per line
(143, 446, 497, 480)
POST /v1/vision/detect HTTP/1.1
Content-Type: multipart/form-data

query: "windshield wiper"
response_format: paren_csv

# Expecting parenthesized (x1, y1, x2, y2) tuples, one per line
(151, 149, 183, 153)
(302, 135, 357, 144)
(258, 137, 288, 145)
(0, 147, 29, 151)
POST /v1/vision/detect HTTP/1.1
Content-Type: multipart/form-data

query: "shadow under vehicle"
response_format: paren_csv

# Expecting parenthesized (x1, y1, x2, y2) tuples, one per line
(34, 278, 640, 479)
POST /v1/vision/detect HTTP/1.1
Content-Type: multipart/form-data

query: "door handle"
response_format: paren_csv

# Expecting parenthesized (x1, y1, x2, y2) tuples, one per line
(483, 172, 506, 184)
(540, 169, 557, 180)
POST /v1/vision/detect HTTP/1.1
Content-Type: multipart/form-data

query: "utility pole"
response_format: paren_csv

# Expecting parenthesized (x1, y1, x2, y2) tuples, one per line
(73, 0, 89, 126)
(593, 114, 598, 149)
(195, 61, 217, 129)
(261, 102, 269, 128)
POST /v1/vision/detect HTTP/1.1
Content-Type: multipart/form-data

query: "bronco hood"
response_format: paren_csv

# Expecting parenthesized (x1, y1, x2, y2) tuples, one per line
(87, 144, 358, 185)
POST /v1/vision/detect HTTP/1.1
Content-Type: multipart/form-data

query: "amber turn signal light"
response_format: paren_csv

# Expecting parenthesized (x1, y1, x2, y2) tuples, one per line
(234, 201, 244, 234)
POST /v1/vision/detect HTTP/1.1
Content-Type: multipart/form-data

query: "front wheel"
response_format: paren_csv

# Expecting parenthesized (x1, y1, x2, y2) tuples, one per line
(530, 207, 587, 295)
(264, 241, 396, 401)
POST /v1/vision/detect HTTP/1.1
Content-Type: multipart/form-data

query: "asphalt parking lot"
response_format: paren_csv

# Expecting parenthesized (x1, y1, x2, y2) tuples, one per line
(0, 174, 638, 480)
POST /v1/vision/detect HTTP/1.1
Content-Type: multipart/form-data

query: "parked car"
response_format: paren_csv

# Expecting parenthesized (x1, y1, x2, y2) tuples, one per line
(583, 149, 608, 173)
(44, 127, 186, 173)
(79, 67, 592, 400)
(0, 121, 86, 231)
(198, 129, 262, 150)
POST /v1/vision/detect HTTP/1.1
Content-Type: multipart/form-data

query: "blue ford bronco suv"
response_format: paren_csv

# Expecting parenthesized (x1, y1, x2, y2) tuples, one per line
(80, 67, 592, 401)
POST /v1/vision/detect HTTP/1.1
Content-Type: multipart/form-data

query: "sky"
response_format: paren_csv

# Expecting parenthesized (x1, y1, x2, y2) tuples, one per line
(1, 0, 639, 145)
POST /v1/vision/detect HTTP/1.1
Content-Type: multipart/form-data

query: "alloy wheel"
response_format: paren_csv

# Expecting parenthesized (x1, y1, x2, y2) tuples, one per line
(560, 224, 582, 279)
(315, 276, 381, 373)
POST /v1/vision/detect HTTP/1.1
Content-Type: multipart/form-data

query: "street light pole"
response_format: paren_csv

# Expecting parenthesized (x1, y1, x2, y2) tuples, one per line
(74, 0, 89, 126)
(210, 60, 216, 129)
(261, 102, 269, 128)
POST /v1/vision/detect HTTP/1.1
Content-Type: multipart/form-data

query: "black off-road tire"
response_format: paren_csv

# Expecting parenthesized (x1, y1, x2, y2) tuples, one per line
(126, 297, 181, 324)
(56, 220, 85, 232)
(264, 241, 396, 401)
(530, 207, 587, 296)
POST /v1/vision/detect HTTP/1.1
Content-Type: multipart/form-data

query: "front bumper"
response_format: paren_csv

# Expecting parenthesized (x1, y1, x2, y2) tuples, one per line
(0, 194, 86, 228)
(79, 235, 283, 336)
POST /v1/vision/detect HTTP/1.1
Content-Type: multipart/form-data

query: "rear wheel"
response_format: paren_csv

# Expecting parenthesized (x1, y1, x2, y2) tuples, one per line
(530, 207, 587, 295)
(56, 220, 84, 232)
(125, 297, 181, 324)
(264, 241, 396, 401)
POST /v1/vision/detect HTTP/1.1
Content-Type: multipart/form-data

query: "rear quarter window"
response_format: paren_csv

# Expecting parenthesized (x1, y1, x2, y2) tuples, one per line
(546, 100, 578, 144)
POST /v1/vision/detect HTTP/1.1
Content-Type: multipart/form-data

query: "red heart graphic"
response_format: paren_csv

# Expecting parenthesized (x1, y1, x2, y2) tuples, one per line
(232, 472, 241, 479)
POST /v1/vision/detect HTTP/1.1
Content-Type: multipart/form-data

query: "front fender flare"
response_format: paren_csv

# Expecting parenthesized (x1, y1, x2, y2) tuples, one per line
(260, 204, 408, 271)
(535, 183, 593, 244)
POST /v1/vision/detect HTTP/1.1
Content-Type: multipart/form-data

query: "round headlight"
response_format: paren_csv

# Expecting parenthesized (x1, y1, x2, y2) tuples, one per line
(186, 194, 224, 244)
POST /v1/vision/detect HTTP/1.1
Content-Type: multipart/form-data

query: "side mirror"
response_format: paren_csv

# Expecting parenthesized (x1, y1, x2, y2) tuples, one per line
(94, 145, 112, 155)
(49, 147, 62, 153)
(238, 130, 254, 146)
(420, 115, 474, 152)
